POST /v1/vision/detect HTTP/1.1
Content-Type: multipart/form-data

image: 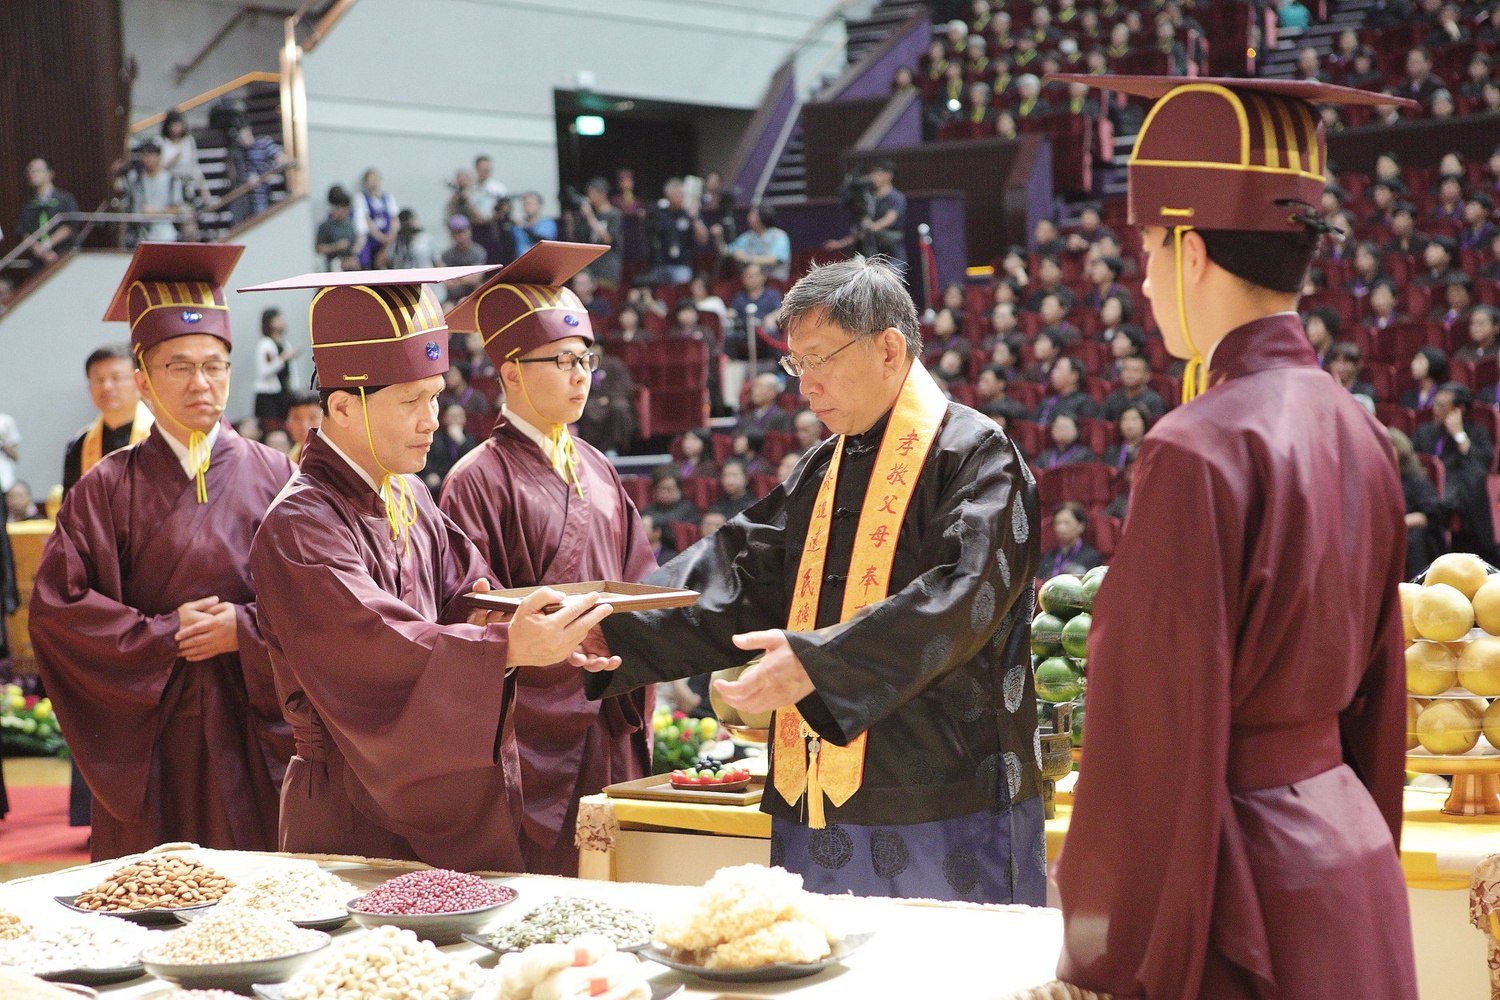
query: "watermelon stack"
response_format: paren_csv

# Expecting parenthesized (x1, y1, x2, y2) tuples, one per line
(1033, 566, 1106, 750)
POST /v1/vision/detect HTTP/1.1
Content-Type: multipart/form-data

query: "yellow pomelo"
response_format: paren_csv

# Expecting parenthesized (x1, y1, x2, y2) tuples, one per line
(1475, 579, 1500, 636)
(1417, 699, 1482, 755)
(1462, 637, 1500, 696)
(1484, 700, 1500, 751)
(1414, 583, 1475, 641)
(1426, 553, 1491, 600)
(1407, 698, 1420, 751)
(1400, 582, 1423, 642)
(1407, 641, 1458, 696)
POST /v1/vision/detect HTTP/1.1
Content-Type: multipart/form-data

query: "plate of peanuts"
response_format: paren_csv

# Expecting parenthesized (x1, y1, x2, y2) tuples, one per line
(53, 853, 234, 926)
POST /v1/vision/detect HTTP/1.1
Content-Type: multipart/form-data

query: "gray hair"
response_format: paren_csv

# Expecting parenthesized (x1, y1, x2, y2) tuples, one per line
(779, 257, 920, 360)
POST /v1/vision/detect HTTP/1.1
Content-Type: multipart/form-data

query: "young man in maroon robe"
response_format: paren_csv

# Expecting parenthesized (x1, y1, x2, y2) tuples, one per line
(31, 242, 296, 860)
(1043, 76, 1420, 999)
(241, 265, 619, 874)
(441, 242, 655, 876)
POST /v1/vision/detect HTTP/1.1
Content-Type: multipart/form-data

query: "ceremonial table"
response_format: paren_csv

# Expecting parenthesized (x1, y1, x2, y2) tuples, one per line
(1, 848, 1066, 998)
(577, 785, 1499, 999)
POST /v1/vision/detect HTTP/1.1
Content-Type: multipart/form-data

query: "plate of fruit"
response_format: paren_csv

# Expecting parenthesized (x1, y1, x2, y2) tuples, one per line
(670, 765, 753, 791)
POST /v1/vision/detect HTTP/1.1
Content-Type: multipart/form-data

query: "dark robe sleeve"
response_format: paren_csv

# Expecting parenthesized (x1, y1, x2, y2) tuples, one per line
(251, 503, 514, 838)
(786, 431, 1034, 747)
(62, 433, 84, 495)
(1055, 437, 1241, 997)
(589, 485, 791, 698)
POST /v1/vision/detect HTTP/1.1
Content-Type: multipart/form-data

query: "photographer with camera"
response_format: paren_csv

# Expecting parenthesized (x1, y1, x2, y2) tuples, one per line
(562, 178, 622, 287)
(824, 160, 907, 272)
(513, 191, 558, 257)
(474, 195, 518, 268)
(714, 202, 790, 281)
(646, 178, 709, 285)
(116, 140, 193, 247)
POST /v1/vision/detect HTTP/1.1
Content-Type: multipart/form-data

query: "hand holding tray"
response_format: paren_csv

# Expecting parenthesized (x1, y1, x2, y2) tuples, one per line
(458, 580, 699, 615)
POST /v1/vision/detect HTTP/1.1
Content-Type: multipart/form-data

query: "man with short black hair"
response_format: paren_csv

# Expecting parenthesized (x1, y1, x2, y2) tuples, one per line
(1035, 356, 1099, 422)
(1101, 355, 1165, 422)
(1048, 73, 1418, 1000)
(586, 256, 1044, 905)
(18, 157, 79, 275)
(62, 344, 153, 493)
(315, 186, 357, 270)
(716, 202, 791, 282)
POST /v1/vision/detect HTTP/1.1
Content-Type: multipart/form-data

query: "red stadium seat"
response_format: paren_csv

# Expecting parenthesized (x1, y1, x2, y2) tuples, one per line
(633, 386, 653, 439)
(1077, 418, 1116, 456)
(1418, 454, 1444, 498)
(1039, 462, 1114, 511)
(761, 431, 798, 467)
(1471, 405, 1500, 472)
(749, 474, 780, 499)
(680, 477, 721, 511)
(1008, 420, 1047, 458)
(621, 476, 651, 509)
(670, 521, 702, 550)
(1089, 512, 1122, 559)
(1375, 403, 1417, 436)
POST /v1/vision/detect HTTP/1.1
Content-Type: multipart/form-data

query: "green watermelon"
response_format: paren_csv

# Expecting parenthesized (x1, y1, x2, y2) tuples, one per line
(1031, 612, 1065, 657)
(1062, 613, 1092, 659)
(1035, 656, 1083, 703)
(1040, 575, 1087, 619)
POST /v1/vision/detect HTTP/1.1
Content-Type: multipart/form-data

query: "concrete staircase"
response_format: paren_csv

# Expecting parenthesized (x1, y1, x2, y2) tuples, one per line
(1258, 0, 1373, 78)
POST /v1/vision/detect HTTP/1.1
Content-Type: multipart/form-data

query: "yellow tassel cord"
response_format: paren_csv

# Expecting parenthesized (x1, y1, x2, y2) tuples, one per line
(515, 361, 584, 498)
(135, 347, 211, 503)
(1175, 225, 1207, 405)
(358, 387, 420, 554)
(805, 736, 825, 830)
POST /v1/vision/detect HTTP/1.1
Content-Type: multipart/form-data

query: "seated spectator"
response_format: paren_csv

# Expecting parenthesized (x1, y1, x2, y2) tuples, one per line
(1022, 256, 1077, 312)
(676, 428, 716, 479)
(1457, 306, 1500, 365)
(646, 178, 708, 285)
(1101, 326, 1147, 382)
(1303, 307, 1339, 369)
(625, 279, 669, 321)
(974, 365, 1029, 420)
(1384, 204, 1428, 257)
(1103, 355, 1165, 422)
(891, 65, 917, 96)
(1104, 404, 1150, 470)
(1013, 73, 1051, 117)
(791, 409, 823, 453)
(1343, 46, 1384, 90)
(1390, 427, 1447, 580)
(731, 430, 774, 477)
(570, 271, 611, 318)
(926, 308, 969, 358)
(441, 215, 487, 301)
(986, 301, 1021, 345)
(736, 373, 792, 434)
(461, 331, 497, 381)
(1151, 19, 1188, 75)
(1036, 357, 1100, 423)
(709, 459, 756, 520)
(1365, 181, 1400, 230)
(1461, 193, 1497, 252)
(1425, 3, 1470, 49)
(421, 404, 479, 498)
(1059, 80, 1100, 120)
(1435, 273, 1474, 334)
(1105, 21, 1133, 62)
(120, 139, 192, 245)
(1483, 232, 1500, 280)
(1414, 382, 1500, 561)
(1481, 6, 1500, 46)
(5, 482, 41, 522)
(1397, 48, 1444, 108)
(993, 110, 1019, 140)
(1037, 293, 1081, 346)
(962, 81, 999, 131)
(690, 273, 728, 325)
(987, 336, 1023, 382)
(640, 515, 677, 564)
(1328, 343, 1377, 409)
(513, 190, 558, 257)
(1414, 237, 1460, 287)
(778, 449, 804, 482)
(1293, 46, 1326, 82)
(576, 343, 636, 456)
(667, 300, 711, 341)
(439, 367, 492, 416)
(1028, 331, 1062, 384)
(1097, 295, 1140, 347)
(716, 202, 790, 282)
(612, 304, 651, 342)
(1033, 219, 1068, 257)
(1067, 204, 1115, 254)
(1038, 502, 1104, 580)
(921, 37, 952, 88)
(1326, 28, 1360, 77)
(930, 348, 968, 391)
(1106, 460, 1133, 520)
(642, 466, 701, 527)
(1082, 256, 1130, 312)
(315, 185, 357, 270)
(1430, 174, 1465, 224)
(386, 209, 437, 269)
(942, 17, 969, 56)
(1037, 411, 1097, 468)
(934, 282, 966, 319)
(1402, 347, 1450, 410)
(1347, 243, 1386, 302)
(1460, 53, 1495, 103)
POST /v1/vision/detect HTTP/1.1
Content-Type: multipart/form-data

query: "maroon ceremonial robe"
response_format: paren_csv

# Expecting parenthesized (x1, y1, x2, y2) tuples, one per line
(1055, 314, 1417, 999)
(31, 424, 294, 860)
(440, 416, 655, 876)
(249, 431, 526, 873)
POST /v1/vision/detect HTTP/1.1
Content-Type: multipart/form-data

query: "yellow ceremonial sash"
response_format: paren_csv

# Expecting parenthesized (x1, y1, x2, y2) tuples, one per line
(80, 402, 154, 477)
(771, 363, 948, 828)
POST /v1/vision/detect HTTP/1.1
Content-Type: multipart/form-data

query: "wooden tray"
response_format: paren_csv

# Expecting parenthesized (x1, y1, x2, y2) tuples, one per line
(603, 772, 764, 806)
(459, 581, 699, 614)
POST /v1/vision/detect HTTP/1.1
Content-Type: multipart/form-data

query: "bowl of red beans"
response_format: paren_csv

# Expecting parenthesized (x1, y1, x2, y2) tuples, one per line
(344, 869, 518, 944)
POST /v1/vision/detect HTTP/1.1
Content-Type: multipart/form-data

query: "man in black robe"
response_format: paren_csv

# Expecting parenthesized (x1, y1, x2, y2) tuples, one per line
(1414, 381, 1499, 563)
(588, 258, 1044, 904)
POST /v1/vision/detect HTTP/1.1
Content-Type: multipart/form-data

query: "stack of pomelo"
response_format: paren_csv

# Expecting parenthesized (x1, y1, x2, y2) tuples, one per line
(1405, 553, 1500, 757)
(1033, 567, 1106, 749)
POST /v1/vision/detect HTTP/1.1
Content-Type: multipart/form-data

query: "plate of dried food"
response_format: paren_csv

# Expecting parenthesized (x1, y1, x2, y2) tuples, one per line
(639, 931, 874, 983)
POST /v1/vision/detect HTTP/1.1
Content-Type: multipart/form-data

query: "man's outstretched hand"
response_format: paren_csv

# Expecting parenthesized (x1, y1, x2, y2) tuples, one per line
(713, 630, 814, 713)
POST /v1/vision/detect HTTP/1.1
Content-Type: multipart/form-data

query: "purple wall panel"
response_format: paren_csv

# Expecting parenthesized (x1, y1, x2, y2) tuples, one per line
(732, 79, 797, 204)
(828, 16, 933, 101)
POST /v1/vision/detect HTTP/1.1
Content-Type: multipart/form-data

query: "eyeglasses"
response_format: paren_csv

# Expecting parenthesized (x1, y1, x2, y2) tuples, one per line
(779, 338, 859, 378)
(517, 351, 600, 373)
(152, 360, 231, 383)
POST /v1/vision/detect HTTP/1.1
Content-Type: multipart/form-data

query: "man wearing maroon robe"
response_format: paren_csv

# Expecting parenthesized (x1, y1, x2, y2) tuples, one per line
(1044, 76, 1419, 999)
(31, 242, 295, 860)
(442, 242, 655, 875)
(241, 265, 619, 873)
